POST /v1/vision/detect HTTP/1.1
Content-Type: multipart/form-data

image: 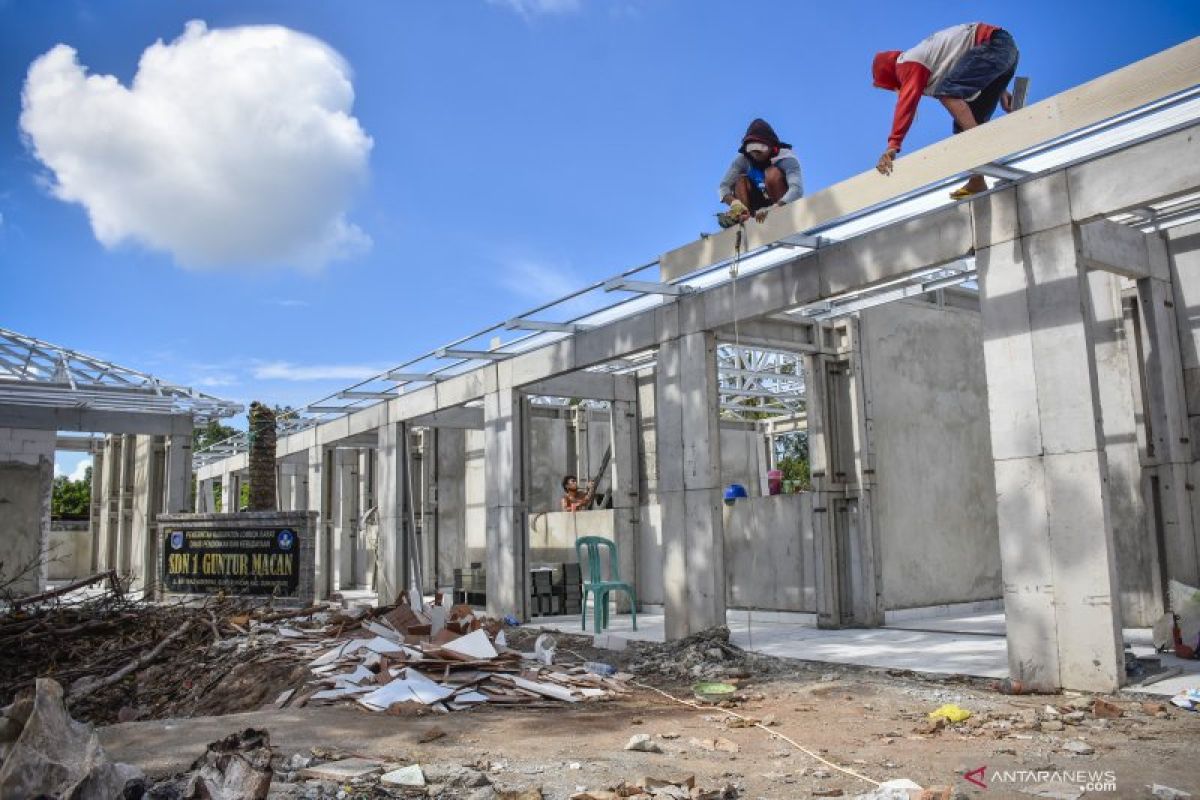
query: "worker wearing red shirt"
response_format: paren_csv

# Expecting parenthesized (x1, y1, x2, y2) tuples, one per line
(872, 23, 1019, 199)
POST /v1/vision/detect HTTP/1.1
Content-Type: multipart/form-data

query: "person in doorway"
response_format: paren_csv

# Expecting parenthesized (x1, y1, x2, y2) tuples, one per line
(872, 23, 1019, 198)
(560, 474, 596, 512)
(717, 118, 804, 228)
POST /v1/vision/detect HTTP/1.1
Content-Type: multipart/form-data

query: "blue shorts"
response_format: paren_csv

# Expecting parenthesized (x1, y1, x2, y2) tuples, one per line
(935, 29, 1019, 131)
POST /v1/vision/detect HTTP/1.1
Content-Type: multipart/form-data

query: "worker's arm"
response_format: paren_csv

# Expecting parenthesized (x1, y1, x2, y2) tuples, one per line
(560, 495, 572, 512)
(776, 154, 804, 204)
(718, 155, 749, 203)
(877, 61, 931, 175)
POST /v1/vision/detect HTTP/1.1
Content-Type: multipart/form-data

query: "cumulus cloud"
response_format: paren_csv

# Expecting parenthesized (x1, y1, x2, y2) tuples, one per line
(55, 458, 91, 481)
(253, 361, 386, 381)
(19, 21, 373, 270)
(487, 0, 581, 17)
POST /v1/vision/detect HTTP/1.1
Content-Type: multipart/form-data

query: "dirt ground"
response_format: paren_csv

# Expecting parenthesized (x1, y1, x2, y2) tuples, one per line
(96, 629, 1200, 800)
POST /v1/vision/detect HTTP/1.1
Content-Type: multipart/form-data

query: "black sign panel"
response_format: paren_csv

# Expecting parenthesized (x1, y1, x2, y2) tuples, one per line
(163, 528, 300, 595)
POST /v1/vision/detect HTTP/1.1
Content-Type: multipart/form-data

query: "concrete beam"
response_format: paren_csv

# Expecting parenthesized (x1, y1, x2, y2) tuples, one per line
(0, 405, 193, 436)
(410, 406, 485, 430)
(1078, 219, 1152, 279)
(521, 371, 637, 402)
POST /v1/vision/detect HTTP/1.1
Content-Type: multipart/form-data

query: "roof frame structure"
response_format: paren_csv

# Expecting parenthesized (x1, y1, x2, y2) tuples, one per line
(0, 327, 241, 433)
(193, 45, 1200, 469)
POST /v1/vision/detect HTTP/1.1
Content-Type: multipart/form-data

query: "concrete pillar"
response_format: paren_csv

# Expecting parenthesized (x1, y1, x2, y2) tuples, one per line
(484, 390, 529, 620)
(376, 423, 410, 603)
(96, 435, 121, 570)
(195, 478, 214, 513)
(220, 471, 236, 513)
(435, 427, 466, 589)
(128, 436, 159, 592)
(609, 398, 640, 613)
(163, 434, 192, 514)
(115, 434, 136, 576)
(655, 331, 725, 639)
(0, 427, 55, 595)
(1140, 236, 1199, 587)
(356, 448, 376, 588)
(89, 444, 104, 571)
(306, 445, 331, 600)
(333, 447, 358, 591)
(978, 221, 1125, 692)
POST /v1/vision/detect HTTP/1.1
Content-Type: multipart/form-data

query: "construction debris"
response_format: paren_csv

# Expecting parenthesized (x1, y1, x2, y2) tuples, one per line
(285, 600, 631, 713)
(145, 728, 274, 799)
(0, 678, 144, 800)
(569, 775, 738, 799)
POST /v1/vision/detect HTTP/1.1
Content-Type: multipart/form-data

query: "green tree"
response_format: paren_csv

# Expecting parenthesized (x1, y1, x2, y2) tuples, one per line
(51, 466, 92, 518)
(775, 431, 811, 491)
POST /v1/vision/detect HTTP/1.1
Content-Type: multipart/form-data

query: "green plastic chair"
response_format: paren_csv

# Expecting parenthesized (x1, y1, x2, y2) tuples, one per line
(574, 535, 637, 633)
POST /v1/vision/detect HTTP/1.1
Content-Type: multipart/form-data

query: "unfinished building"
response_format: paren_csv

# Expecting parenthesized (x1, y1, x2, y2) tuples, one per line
(140, 39, 1200, 692)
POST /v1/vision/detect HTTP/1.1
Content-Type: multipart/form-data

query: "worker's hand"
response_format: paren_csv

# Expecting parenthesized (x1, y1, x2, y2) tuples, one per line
(876, 148, 897, 176)
(1000, 90, 1014, 113)
(754, 208, 769, 223)
(727, 198, 751, 223)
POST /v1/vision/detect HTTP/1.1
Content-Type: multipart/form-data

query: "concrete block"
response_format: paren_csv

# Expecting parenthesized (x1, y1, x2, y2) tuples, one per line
(991, 456, 1060, 689)
(1042, 450, 1124, 692)
(575, 311, 657, 369)
(390, 385, 438, 421)
(1078, 219, 1151, 279)
(677, 292, 706, 336)
(506, 338, 576, 389)
(653, 303, 680, 344)
(1069, 125, 1200, 222)
(1016, 170, 1071, 236)
(978, 240, 1044, 460)
(821, 204, 974, 297)
(437, 366, 497, 409)
(970, 185, 1019, 248)
(1024, 227, 1106, 456)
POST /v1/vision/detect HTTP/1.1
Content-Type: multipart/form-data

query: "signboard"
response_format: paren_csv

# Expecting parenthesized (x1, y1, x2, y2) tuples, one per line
(163, 527, 300, 595)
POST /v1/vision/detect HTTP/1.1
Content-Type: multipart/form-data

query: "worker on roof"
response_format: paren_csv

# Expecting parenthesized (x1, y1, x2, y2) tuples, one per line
(717, 118, 804, 228)
(872, 23, 1019, 199)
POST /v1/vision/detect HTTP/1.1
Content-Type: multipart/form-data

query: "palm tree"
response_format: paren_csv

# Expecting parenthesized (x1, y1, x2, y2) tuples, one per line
(247, 401, 277, 511)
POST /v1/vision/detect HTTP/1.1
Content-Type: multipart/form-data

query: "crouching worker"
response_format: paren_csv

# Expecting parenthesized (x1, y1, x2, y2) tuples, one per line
(872, 23, 1019, 199)
(717, 118, 803, 228)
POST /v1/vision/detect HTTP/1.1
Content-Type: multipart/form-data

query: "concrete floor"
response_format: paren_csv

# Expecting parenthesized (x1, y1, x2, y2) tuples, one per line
(529, 607, 1200, 697)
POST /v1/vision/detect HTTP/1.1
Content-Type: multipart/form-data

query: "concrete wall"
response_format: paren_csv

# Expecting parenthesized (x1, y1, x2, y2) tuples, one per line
(720, 425, 763, 497)
(858, 299, 1002, 610)
(48, 523, 91, 580)
(464, 429, 486, 565)
(0, 427, 55, 595)
(528, 410, 570, 512)
(528, 509, 616, 567)
(723, 493, 817, 611)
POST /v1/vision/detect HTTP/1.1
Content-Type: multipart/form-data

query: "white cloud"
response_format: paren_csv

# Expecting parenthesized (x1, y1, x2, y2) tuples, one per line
(19, 21, 373, 270)
(497, 257, 579, 301)
(253, 361, 385, 381)
(70, 458, 91, 481)
(487, 0, 581, 17)
(55, 458, 91, 481)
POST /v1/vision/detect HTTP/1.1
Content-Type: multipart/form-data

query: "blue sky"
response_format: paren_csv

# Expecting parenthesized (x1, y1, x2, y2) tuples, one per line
(2, 0, 1198, 474)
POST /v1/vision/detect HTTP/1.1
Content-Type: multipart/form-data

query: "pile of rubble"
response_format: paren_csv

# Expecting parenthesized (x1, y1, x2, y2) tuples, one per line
(3, 576, 630, 724)
(279, 600, 631, 713)
(0, 579, 310, 723)
(624, 627, 784, 683)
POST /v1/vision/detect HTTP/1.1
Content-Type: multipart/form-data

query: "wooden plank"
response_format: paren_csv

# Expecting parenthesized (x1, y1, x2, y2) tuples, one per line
(660, 36, 1200, 281)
